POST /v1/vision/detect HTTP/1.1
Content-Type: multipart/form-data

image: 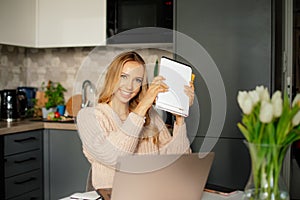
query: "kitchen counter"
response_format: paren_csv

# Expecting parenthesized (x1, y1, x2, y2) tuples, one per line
(0, 119, 77, 135)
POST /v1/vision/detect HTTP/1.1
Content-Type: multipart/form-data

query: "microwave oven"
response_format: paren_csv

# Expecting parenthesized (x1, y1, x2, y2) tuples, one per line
(107, 0, 174, 44)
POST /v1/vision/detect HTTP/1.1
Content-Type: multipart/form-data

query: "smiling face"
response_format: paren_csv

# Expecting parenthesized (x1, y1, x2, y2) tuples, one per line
(98, 51, 148, 108)
(111, 61, 145, 104)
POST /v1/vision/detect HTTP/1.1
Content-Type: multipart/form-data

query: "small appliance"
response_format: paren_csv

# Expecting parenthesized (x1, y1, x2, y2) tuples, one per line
(17, 86, 38, 117)
(107, 0, 173, 44)
(0, 89, 26, 122)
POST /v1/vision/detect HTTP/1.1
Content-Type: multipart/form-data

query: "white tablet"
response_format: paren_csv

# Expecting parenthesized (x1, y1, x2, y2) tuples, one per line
(155, 56, 192, 117)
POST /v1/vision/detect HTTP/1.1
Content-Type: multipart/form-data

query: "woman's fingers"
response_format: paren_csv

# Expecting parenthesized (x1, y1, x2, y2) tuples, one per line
(138, 76, 169, 109)
(134, 76, 170, 116)
(190, 81, 194, 90)
(150, 76, 169, 93)
(151, 76, 195, 108)
(151, 76, 166, 87)
(184, 81, 195, 106)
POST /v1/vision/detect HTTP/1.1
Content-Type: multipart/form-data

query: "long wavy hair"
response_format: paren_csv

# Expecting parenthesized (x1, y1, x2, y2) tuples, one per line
(98, 51, 151, 126)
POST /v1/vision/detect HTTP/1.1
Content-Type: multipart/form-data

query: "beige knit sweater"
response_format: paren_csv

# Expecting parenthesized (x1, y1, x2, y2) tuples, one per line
(77, 103, 191, 189)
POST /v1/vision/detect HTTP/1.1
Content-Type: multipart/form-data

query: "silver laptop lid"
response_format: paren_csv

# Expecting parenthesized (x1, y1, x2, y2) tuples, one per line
(111, 152, 215, 200)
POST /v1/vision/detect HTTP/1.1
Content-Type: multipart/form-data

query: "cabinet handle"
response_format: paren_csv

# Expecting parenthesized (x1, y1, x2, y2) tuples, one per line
(14, 177, 36, 184)
(14, 157, 36, 163)
(14, 137, 36, 143)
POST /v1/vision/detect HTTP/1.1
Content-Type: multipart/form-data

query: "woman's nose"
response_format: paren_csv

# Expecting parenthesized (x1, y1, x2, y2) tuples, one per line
(124, 79, 134, 90)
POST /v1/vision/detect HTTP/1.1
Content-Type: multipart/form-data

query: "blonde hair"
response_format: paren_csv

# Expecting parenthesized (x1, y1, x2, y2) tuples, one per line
(98, 51, 151, 126)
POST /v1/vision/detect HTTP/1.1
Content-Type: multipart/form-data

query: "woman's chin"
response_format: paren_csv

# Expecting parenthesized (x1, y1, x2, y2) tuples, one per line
(120, 97, 132, 104)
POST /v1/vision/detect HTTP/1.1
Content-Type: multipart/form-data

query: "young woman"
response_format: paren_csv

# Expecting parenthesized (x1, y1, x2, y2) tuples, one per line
(77, 51, 194, 190)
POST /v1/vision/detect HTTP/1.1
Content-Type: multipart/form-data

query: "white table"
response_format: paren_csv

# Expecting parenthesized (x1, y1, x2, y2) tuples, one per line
(202, 191, 244, 200)
(60, 190, 245, 200)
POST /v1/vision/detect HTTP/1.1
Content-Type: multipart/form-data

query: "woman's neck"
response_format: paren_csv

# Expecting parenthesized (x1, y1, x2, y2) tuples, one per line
(108, 100, 129, 120)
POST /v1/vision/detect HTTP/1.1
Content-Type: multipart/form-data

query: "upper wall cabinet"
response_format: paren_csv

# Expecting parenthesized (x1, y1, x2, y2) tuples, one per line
(0, 0, 106, 48)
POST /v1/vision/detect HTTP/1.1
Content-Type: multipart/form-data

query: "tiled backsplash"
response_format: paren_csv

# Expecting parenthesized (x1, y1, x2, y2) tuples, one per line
(0, 44, 172, 102)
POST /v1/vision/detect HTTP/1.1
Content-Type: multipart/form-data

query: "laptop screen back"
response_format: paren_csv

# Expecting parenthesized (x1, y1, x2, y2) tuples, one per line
(111, 152, 215, 200)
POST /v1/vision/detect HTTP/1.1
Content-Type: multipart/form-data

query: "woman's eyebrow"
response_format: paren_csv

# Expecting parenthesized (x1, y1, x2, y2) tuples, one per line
(121, 72, 143, 79)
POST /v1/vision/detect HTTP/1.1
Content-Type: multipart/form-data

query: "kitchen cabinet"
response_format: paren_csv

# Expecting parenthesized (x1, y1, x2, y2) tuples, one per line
(176, 0, 273, 190)
(43, 129, 90, 200)
(0, 130, 43, 200)
(190, 137, 250, 189)
(0, 0, 106, 47)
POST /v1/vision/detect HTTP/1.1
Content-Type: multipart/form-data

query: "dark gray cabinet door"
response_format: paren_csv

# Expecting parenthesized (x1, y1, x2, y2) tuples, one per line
(175, 0, 273, 190)
(190, 137, 250, 189)
(43, 129, 90, 200)
(175, 0, 272, 139)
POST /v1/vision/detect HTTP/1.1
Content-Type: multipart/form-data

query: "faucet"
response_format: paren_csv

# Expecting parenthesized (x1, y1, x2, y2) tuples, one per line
(81, 80, 95, 108)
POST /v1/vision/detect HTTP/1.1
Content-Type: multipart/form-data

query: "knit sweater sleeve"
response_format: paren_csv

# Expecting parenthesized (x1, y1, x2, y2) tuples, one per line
(150, 109, 191, 154)
(76, 106, 145, 166)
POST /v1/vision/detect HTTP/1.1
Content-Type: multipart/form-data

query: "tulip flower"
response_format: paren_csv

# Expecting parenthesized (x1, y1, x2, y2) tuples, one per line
(292, 111, 300, 126)
(237, 91, 253, 115)
(249, 90, 260, 105)
(271, 91, 282, 118)
(256, 85, 270, 102)
(292, 94, 300, 107)
(259, 100, 273, 123)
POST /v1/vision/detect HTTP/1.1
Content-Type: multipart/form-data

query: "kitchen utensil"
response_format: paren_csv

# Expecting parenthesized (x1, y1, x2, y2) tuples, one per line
(0, 89, 25, 121)
(66, 94, 82, 117)
(35, 91, 46, 108)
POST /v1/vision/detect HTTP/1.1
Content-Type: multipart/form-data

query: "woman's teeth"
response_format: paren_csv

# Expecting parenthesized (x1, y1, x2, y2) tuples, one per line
(120, 90, 131, 97)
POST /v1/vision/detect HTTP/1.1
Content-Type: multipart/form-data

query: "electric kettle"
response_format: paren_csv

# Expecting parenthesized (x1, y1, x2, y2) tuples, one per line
(0, 89, 26, 122)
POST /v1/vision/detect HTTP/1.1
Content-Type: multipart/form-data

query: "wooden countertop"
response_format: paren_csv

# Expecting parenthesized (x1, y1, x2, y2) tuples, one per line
(0, 119, 77, 136)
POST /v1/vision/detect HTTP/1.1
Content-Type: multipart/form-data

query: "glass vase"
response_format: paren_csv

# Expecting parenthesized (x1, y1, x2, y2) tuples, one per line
(243, 142, 290, 200)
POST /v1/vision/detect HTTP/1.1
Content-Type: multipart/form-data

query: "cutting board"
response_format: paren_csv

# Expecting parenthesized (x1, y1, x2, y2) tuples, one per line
(66, 94, 82, 117)
(35, 91, 47, 107)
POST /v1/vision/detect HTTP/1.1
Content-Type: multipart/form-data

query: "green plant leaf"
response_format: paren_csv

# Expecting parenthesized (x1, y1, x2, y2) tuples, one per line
(43, 80, 67, 109)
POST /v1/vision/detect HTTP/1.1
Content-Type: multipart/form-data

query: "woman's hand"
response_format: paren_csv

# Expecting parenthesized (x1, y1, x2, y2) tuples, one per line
(175, 81, 195, 125)
(134, 76, 169, 117)
(185, 81, 195, 107)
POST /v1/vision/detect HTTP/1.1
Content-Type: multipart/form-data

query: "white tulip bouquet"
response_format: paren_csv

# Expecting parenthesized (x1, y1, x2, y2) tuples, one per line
(237, 86, 300, 200)
(237, 85, 300, 146)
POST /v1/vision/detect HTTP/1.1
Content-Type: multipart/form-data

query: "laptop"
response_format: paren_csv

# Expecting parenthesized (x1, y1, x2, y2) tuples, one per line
(109, 152, 215, 200)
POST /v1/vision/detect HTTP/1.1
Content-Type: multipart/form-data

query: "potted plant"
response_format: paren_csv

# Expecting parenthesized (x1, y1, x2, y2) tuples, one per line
(42, 80, 67, 118)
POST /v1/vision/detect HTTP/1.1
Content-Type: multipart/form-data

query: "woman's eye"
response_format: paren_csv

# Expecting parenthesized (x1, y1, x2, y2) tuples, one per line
(121, 74, 127, 79)
(136, 78, 143, 83)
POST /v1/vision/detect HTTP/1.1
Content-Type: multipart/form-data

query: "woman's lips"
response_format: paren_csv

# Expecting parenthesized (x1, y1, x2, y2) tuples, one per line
(119, 89, 132, 99)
